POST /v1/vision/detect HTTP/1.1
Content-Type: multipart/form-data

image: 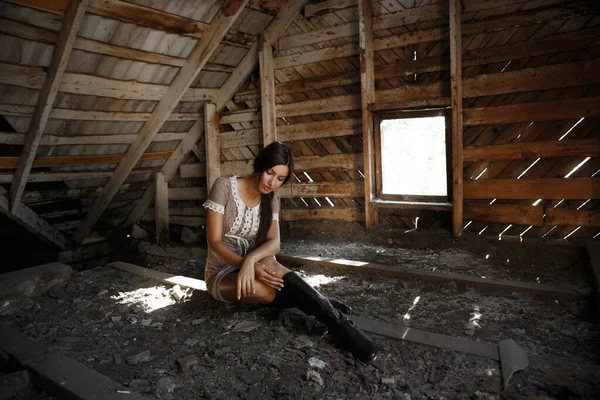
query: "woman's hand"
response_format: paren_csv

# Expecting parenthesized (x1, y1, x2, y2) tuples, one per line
(255, 262, 284, 291)
(237, 256, 256, 300)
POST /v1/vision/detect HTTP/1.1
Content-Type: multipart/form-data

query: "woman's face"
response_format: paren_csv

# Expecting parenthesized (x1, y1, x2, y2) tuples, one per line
(259, 164, 290, 194)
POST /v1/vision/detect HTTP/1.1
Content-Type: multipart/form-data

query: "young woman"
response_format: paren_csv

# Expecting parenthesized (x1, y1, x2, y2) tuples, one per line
(203, 142, 377, 363)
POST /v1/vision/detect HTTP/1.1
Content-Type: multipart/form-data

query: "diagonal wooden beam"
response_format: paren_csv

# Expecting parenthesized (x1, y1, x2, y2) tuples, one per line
(0, 185, 70, 249)
(215, 0, 311, 112)
(9, 0, 89, 212)
(73, 1, 249, 243)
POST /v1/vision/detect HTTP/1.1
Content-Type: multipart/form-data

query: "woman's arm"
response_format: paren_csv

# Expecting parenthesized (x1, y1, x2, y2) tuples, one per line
(205, 209, 244, 268)
(245, 219, 281, 263)
(236, 220, 282, 298)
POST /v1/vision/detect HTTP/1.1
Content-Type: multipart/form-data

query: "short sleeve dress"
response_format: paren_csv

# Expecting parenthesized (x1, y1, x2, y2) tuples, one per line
(202, 176, 280, 302)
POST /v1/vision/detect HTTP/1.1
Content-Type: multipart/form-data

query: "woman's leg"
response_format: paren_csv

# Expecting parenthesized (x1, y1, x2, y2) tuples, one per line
(260, 260, 377, 362)
(218, 272, 277, 304)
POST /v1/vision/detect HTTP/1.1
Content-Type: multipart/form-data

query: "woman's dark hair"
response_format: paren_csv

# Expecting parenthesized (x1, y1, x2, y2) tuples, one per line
(254, 142, 294, 245)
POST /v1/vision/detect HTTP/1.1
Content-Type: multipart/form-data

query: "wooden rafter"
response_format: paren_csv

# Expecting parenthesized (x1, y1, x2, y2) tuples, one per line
(9, 0, 89, 212)
(0, 186, 69, 249)
(0, 62, 218, 102)
(0, 132, 186, 146)
(0, 169, 157, 184)
(73, 0, 249, 244)
(304, 0, 356, 18)
(0, 151, 173, 169)
(215, 0, 311, 112)
(6, 0, 255, 48)
(0, 17, 236, 73)
(0, 104, 200, 121)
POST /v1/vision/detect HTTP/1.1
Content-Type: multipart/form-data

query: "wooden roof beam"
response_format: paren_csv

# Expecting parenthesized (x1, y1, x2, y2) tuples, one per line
(6, 0, 255, 48)
(0, 131, 186, 146)
(0, 17, 236, 73)
(9, 0, 89, 212)
(73, 0, 249, 243)
(0, 62, 219, 102)
(1, 151, 173, 169)
(0, 104, 200, 121)
(215, 0, 311, 112)
(0, 169, 156, 184)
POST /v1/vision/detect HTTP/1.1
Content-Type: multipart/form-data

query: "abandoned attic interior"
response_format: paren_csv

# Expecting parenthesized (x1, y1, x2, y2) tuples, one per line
(0, 0, 599, 398)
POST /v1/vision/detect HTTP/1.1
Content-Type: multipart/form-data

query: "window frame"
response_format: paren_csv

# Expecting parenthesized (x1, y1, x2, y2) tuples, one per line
(373, 109, 453, 205)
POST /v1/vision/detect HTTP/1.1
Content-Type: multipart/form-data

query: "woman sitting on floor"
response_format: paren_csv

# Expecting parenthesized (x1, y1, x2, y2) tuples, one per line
(202, 141, 377, 362)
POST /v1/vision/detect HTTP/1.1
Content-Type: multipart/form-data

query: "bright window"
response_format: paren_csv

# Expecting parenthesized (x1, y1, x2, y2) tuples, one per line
(379, 115, 448, 197)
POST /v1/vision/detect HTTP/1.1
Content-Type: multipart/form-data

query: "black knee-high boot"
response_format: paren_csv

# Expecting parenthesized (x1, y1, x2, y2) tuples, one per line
(271, 272, 377, 363)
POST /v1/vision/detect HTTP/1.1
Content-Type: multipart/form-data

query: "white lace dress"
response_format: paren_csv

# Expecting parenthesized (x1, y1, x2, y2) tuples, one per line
(202, 176, 279, 302)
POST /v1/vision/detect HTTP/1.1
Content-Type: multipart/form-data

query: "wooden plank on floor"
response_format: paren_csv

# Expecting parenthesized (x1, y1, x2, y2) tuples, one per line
(350, 316, 500, 361)
(0, 326, 150, 400)
(107, 261, 206, 291)
(0, 262, 72, 300)
(278, 255, 587, 299)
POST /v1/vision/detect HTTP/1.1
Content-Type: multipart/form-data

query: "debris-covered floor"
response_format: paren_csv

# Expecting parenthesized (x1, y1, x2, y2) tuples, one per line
(2, 239, 599, 399)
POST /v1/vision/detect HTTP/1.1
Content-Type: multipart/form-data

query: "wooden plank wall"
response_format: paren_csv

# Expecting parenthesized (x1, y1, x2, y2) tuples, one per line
(196, 0, 599, 241)
(13, 0, 593, 242)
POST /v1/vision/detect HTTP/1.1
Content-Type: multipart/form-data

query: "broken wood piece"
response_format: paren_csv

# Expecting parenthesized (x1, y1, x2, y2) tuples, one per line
(0, 325, 150, 399)
(351, 315, 500, 360)
(172, 285, 186, 302)
(350, 315, 529, 389)
(499, 339, 529, 389)
(428, 361, 437, 383)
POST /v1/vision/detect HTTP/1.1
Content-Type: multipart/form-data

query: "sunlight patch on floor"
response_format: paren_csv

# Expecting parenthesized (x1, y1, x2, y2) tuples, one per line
(111, 286, 178, 313)
(303, 274, 345, 288)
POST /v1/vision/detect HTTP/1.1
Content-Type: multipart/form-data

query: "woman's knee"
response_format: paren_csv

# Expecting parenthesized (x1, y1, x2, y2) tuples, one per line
(258, 256, 290, 278)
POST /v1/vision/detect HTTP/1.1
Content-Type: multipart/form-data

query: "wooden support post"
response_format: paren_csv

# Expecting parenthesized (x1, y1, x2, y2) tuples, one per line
(450, 0, 464, 237)
(10, 0, 89, 211)
(358, 0, 378, 229)
(155, 172, 169, 243)
(205, 103, 221, 191)
(259, 33, 277, 146)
